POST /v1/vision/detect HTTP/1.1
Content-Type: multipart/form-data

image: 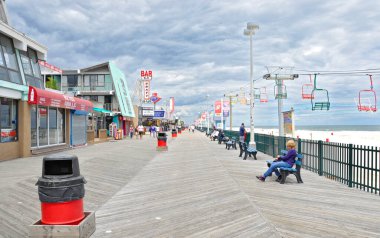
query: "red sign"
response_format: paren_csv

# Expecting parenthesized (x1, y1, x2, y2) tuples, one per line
(38, 60, 63, 74)
(215, 101, 222, 114)
(28, 86, 93, 111)
(141, 70, 153, 79)
(150, 92, 161, 104)
(143, 80, 151, 100)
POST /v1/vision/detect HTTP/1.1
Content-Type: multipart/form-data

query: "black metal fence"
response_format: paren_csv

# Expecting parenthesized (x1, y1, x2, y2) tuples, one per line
(220, 131, 380, 195)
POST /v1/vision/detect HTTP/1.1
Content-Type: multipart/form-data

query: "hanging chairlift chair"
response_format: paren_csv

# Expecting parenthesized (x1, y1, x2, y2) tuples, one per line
(357, 75, 377, 112)
(311, 74, 330, 110)
(302, 75, 314, 99)
(274, 82, 287, 99)
(260, 87, 268, 103)
(254, 88, 261, 100)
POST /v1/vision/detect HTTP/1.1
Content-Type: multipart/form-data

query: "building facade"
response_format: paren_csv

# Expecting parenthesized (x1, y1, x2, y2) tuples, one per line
(0, 1, 93, 161)
(60, 62, 135, 138)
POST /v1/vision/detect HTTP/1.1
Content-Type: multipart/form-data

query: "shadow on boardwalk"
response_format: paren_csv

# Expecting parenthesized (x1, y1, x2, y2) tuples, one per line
(1, 132, 380, 237)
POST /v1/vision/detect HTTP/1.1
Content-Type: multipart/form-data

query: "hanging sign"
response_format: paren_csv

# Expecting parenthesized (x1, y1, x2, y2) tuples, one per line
(169, 97, 175, 113)
(215, 101, 222, 116)
(143, 80, 151, 101)
(141, 70, 153, 79)
(150, 92, 161, 104)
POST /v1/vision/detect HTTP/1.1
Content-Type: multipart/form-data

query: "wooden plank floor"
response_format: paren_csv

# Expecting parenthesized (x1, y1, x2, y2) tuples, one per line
(93, 133, 279, 238)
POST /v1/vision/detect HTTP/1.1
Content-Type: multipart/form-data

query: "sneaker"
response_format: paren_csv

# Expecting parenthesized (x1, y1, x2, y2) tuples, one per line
(256, 176, 265, 182)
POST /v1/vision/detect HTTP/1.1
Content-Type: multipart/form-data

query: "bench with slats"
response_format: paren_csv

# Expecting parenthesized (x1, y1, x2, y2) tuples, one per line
(266, 152, 303, 184)
(225, 137, 237, 150)
(238, 142, 257, 160)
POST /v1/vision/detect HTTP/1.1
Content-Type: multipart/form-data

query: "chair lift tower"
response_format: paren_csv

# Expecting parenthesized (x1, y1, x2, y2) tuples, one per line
(263, 66, 298, 137)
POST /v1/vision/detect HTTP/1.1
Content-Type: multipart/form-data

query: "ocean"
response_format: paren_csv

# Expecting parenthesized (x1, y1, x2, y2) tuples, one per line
(230, 125, 380, 132)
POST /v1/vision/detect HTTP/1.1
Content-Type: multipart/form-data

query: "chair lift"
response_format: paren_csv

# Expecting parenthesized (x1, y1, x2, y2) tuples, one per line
(356, 75, 377, 112)
(260, 87, 268, 103)
(302, 75, 314, 99)
(254, 88, 260, 100)
(311, 74, 330, 110)
(274, 81, 287, 99)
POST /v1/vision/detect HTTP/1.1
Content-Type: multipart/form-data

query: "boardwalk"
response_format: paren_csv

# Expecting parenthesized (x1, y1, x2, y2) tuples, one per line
(1, 131, 380, 237)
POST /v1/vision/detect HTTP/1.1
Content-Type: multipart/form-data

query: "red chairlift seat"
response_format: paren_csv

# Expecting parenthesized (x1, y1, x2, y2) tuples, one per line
(302, 75, 314, 99)
(357, 75, 377, 112)
(260, 87, 268, 103)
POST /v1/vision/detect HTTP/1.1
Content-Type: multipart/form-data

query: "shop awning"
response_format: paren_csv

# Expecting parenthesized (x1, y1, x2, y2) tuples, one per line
(28, 86, 93, 111)
(93, 107, 112, 114)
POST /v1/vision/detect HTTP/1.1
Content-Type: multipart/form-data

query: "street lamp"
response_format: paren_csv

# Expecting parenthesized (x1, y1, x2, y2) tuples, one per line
(244, 22, 259, 147)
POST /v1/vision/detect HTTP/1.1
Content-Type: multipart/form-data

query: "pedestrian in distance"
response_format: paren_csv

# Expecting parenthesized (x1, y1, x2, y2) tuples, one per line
(137, 125, 144, 140)
(135, 126, 139, 139)
(239, 123, 246, 143)
(256, 140, 297, 182)
(152, 125, 157, 138)
(129, 125, 134, 139)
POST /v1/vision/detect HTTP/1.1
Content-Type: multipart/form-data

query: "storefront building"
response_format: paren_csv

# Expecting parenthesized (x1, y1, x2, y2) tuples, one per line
(0, 3, 48, 161)
(60, 62, 135, 139)
(0, 2, 93, 161)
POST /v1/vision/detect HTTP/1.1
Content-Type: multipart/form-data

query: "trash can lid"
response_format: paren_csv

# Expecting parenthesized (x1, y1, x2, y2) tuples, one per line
(42, 154, 80, 178)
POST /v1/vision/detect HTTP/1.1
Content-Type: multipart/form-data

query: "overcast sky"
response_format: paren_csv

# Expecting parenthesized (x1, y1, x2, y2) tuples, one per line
(7, 0, 380, 126)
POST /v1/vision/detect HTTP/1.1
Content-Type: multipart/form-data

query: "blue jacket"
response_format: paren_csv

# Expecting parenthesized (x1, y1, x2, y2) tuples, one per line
(239, 126, 245, 136)
(280, 149, 297, 167)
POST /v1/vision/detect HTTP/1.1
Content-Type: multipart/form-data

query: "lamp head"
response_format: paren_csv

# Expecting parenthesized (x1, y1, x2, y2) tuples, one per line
(247, 23, 259, 31)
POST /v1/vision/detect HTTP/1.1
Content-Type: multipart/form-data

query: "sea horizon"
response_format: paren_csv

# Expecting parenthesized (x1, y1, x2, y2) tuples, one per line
(226, 125, 380, 132)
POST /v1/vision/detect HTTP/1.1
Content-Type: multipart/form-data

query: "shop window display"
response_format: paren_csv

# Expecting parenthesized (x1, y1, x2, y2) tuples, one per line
(0, 97, 17, 142)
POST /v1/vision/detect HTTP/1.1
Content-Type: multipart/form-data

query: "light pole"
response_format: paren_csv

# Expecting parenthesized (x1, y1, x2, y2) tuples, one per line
(244, 23, 259, 147)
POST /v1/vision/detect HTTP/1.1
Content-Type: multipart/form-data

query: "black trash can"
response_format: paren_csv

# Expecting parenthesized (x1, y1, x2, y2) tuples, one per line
(35, 154, 87, 225)
(172, 129, 177, 138)
(157, 132, 167, 147)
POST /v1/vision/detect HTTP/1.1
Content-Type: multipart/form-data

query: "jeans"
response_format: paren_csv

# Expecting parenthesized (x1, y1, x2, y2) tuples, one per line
(263, 161, 291, 178)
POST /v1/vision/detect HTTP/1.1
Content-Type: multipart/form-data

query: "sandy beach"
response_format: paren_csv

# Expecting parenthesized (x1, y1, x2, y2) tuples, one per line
(254, 128, 380, 147)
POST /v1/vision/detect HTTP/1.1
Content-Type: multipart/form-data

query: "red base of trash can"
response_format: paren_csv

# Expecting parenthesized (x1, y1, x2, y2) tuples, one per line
(172, 133, 177, 138)
(41, 199, 84, 225)
(158, 140, 167, 147)
(178, 131, 182, 134)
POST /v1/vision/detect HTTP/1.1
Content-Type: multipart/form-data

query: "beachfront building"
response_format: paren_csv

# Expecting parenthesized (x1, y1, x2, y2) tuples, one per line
(60, 62, 135, 139)
(0, 1, 93, 161)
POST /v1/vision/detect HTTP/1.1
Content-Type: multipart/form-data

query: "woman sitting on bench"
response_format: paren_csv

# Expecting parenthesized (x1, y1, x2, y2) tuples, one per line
(256, 140, 297, 182)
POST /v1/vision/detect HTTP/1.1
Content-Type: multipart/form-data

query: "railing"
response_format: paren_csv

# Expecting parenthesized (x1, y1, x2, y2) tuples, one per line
(62, 82, 114, 92)
(222, 131, 380, 196)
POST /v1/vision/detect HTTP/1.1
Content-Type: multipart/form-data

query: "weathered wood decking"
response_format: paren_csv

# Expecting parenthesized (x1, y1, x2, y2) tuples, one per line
(1, 132, 380, 237)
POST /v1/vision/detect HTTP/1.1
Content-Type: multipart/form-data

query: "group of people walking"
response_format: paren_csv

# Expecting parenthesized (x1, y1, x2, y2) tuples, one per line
(128, 125, 162, 140)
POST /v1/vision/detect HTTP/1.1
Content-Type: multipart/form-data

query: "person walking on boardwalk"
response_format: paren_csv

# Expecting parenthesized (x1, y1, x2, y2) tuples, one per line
(129, 125, 134, 139)
(137, 125, 144, 139)
(239, 123, 246, 143)
(152, 125, 157, 138)
(256, 140, 297, 182)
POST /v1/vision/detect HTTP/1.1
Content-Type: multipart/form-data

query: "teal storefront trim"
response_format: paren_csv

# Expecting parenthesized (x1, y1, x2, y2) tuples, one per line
(108, 62, 135, 118)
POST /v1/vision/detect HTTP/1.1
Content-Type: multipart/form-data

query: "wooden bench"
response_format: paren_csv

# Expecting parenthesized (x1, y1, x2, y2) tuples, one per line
(225, 137, 237, 150)
(266, 150, 303, 184)
(239, 142, 257, 160)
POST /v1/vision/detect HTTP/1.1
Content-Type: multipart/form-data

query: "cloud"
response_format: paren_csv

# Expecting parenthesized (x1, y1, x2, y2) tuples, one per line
(6, 0, 380, 126)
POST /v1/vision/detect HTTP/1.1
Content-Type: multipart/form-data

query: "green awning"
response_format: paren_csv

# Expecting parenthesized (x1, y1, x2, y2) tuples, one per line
(93, 107, 112, 114)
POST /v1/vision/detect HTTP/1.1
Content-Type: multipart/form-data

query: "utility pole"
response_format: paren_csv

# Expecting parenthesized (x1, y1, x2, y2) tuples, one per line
(244, 23, 259, 147)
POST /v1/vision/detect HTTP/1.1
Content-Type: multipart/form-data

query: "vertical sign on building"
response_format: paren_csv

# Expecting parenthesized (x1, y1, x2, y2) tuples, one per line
(141, 70, 153, 102)
(214, 100, 221, 116)
(169, 97, 175, 113)
(223, 100, 230, 117)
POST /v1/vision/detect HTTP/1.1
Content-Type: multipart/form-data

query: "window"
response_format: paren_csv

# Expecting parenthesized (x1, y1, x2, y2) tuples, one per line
(0, 34, 22, 84)
(20, 48, 43, 88)
(90, 95, 98, 101)
(0, 97, 17, 142)
(67, 75, 78, 87)
(83, 75, 90, 87)
(20, 51, 33, 75)
(31, 105, 66, 147)
(0, 35, 18, 70)
(97, 75, 105, 86)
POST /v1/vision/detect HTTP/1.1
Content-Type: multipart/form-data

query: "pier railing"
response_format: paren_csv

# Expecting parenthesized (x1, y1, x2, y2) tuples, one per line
(221, 130, 380, 196)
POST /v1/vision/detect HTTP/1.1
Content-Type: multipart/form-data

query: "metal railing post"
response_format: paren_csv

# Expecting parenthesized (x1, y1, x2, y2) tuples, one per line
(348, 144, 353, 187)
(318, 140, 323, 176)
(298, 138, 302, 154)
